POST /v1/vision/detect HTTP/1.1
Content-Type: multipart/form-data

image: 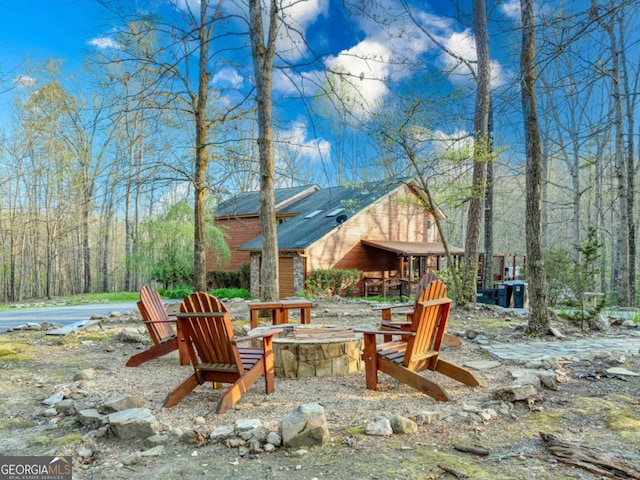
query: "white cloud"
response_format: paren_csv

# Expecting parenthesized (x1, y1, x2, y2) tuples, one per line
(323, 40, 392, 118)
(432, 129, 473, 155)
(212, 67, 243, 88)
(407, 126, 472, 157)
(88, 37, 120, 50)
(13, 75, 35, 87)
(275, 2, 510, 118)
(499, 0, 521, 20)
(278, 0, 329, 61)
(273, 69, 301, 95)
(277, 121, 331, 163)
(439, 29, 508, 88)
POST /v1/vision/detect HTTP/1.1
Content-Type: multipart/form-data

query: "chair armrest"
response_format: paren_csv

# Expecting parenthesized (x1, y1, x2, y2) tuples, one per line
(353, 328, 415, 336)
(380, 321, 410, 328)
(233, 328, 284, 343)
(371, 303, 409, 311)
(143, 319, 177, 324)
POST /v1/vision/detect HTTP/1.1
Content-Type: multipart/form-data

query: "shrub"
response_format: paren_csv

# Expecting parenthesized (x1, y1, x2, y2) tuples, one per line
(207, 263, 250, 290)
(544, 247, 575, 306)
(306, 269, 362, 298)
(158, 284, 193, 299)
(212, 287, 250, 299)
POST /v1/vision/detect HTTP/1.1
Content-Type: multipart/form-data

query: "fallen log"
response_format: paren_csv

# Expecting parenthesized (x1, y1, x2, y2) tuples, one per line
(453, 445, 490, 457)
(540, 432, 640, 479)
(437, 464, 468, 479)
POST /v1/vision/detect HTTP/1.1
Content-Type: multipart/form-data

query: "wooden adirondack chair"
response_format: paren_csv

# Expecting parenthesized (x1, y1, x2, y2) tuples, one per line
(164, 292, 282, 414)
(126, 286, 188, 367)
(357, 296, 480, 401)
(377, 274, 461, 346)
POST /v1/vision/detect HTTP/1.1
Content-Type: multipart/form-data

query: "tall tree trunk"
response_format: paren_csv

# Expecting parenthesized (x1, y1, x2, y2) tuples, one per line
(482, 98, 494, 291)
(82, 195, 92, 293)
(460, 0, 491, 305)
(124, 136, 135, 292)
(619, 11, 636, 306)
(102, 209, 111, 292)
(610, 20, 630, 306)
(249, 0, 279, 301)
(193, 0, 212, 292)
(592, 1, 630, 305)
(540, 104, 550, 251)
(520, 0, 549, 335)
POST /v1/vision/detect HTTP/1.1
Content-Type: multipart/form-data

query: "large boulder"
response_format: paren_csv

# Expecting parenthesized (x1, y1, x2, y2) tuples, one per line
(280, 403, 329, 448)
(107, 408, 160, 440)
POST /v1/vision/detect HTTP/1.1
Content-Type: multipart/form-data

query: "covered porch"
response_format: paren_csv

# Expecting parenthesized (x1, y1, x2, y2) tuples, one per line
(360, 239, 465, 297)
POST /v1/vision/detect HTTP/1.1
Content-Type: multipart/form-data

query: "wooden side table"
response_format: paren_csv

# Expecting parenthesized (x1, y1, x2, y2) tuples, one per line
(248, 300, 313, 329)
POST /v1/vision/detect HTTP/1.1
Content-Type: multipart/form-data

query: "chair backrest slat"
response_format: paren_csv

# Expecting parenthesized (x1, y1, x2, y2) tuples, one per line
(139, 286, 175, 342)
(404, 281, 451, 366)
(180, 293, 242, 372)
(413, 273, 445, 306)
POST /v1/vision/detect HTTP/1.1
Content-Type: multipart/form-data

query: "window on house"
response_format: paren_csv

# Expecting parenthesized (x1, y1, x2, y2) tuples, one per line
(326, 208, 344, 217)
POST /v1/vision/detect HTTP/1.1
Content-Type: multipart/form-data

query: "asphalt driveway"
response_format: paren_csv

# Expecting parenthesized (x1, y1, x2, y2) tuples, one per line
(0, 303, 137, 332)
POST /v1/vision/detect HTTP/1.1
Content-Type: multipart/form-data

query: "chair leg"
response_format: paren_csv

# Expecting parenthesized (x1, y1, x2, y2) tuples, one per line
(164, 373, 200, 408)
(263, 337, 275, 394)
(217, 363, 265, 414)
(434, 359, 481, 387)
(176, 325, 190, 365)
(362, 332, 380, 391)
(379, 359, 450, 402)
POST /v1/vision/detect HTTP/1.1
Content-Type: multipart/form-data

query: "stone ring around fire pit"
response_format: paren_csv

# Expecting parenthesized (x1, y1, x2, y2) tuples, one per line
(251, 324, 364, 378)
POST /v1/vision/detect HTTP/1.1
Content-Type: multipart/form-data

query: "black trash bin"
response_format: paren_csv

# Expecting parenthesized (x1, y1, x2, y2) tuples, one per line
(512, 282, 528, 308)
(476, 288, 497, 305)
(497, 282, 513, 308)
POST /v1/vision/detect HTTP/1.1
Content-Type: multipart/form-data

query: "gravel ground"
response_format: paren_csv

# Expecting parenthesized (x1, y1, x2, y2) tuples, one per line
(1, 297, 639, 479)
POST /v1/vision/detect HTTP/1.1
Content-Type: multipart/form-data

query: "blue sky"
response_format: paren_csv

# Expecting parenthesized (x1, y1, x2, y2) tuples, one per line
(0, 0, 523, 186)
(0, 0, 109, 73)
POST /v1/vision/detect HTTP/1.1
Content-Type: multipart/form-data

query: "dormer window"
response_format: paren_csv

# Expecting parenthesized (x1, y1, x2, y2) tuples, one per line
(304, 210, 322, 219)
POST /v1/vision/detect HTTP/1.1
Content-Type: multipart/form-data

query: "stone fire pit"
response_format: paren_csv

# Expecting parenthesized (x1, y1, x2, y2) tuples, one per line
(252, 324, 364, 378)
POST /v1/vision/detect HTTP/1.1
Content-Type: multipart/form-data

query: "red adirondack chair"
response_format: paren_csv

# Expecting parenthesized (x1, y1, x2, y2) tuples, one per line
(126, 286, 188, 367)
(358, 295, 480, 401)
(164, 292, 281, 414)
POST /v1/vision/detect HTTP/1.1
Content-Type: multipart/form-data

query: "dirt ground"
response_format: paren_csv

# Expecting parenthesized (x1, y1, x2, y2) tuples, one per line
(1, 297, 640, 480)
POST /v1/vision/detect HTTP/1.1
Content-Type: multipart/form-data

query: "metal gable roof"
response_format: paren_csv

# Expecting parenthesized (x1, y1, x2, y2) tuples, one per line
(238, 179, 407, 251)
(215, 184, 318, 217)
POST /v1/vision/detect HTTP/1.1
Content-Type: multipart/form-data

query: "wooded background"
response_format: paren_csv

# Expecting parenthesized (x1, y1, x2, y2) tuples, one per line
(0, 1, 637, 311)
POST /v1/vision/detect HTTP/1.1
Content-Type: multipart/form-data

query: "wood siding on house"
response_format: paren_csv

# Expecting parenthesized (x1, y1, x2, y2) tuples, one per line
(211, 217, 261, 271)
(306, 185, 431, 274)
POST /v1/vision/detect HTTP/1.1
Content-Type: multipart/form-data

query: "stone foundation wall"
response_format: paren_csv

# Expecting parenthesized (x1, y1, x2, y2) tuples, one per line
(250, 253, 260, 298)
(293, 255, 305, 294)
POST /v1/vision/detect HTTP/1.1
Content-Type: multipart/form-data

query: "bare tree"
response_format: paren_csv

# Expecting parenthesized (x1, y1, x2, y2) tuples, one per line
(459, 0, 492, 305)
(590, 1, 631, 306)
(98, 1, 250, 291)
(520, 0, 549, 335)
(249, 0, 279, 301)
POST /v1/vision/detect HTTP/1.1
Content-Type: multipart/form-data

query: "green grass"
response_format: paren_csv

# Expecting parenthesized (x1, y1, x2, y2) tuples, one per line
(360, 296, 410, 303)
(212, 287, 250, 299)
(0, 292, 140, 311)
(57, 292, 140, 303)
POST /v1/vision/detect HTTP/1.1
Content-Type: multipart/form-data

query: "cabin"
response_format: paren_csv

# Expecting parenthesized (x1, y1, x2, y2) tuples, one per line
(213, 179, 464, 299)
